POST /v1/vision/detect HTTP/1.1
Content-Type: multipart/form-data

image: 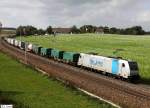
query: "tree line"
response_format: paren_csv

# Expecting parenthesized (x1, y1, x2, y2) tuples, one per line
(16, 26, 53, 36)
(16, 25, 147, 36)
(72, 25, 145, 35)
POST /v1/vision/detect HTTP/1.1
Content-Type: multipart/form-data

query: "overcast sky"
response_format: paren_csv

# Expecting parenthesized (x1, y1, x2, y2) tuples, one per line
(0, 0, 150, 31)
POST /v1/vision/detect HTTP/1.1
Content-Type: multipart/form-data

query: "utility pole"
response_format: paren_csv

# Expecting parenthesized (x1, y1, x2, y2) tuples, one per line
(0, 22, 2, 37)
(23, 28, 27, 64)
(53, 31, 56, 48)
(20, 27, 21, 41)
(25, 43, 27, 64)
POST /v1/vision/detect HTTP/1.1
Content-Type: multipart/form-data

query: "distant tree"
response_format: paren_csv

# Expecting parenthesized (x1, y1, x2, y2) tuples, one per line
(16, 26, 24, 36)
(119, 29, 124, 34)
(25, 26, 37, 35)
(80, 25, 86, 33)
(110, 27, 117, 34)
(98, 26, 104, 30)
(103, 26, 110, 34)
(132, 26, 145, 35)
(80, 25, 96, 33)
(46, 26, 52, 34)
(108, 26, 145, 35)
(38, 29, 46, 35)
(115, 29, 121, 34)
(123, 26, 145, 35)
(16, 25, 37, 36)
(145, 31, 150, 35)
(71, 25, 80, 34)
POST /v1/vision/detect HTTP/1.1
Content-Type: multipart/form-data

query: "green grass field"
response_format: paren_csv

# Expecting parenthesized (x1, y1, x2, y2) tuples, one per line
(0, 52, 114, 108)
(17, 34, 150, 82)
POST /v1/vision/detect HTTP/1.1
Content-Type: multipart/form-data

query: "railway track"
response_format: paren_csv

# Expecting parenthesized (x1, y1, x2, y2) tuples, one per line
(0, 38, 150, 108)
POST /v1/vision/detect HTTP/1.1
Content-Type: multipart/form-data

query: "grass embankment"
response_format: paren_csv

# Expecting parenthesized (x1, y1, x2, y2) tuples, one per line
(17, 34, 150, 82)
(0, 52, 114, 108)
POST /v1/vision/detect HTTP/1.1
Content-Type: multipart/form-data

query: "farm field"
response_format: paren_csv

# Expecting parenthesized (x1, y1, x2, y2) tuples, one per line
(0, 29, 16, 37)
(0, 52, 114, 108)
(17, 34, 150, 83)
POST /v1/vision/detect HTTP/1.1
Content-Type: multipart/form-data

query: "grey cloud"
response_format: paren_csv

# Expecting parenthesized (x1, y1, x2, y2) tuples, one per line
(43, 0, 108, 6)
(0, 0, 150, 31)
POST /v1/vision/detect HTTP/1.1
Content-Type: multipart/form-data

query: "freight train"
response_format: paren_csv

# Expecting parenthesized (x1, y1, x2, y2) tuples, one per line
(4, 37, 139, 80)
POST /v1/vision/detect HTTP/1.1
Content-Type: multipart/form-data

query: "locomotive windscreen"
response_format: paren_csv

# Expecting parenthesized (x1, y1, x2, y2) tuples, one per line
(128, 62, 138, 71)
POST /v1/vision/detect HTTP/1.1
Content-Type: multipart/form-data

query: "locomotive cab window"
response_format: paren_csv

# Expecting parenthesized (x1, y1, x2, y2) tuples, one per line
(128, 62, 138, 70)
(122, 63, 125, 67)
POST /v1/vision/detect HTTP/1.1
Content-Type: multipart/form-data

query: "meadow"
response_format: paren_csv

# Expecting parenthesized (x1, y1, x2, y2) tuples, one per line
(0, 52, 114, 108)
(17, 34, 150, 82)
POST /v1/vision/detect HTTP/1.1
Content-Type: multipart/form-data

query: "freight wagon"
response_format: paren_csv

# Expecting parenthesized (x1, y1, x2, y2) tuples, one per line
(14, 40, 19, 47)
(62, 52, 80, 65)
(51, 49, 64, 60)
(20, 41, 26, 50)
(27, 43, 33, 52)
(10, 39, 14, 45)
(32, 45, 42, 54)
(18, 41, 22, 49)
(40, 48, 52, 57)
